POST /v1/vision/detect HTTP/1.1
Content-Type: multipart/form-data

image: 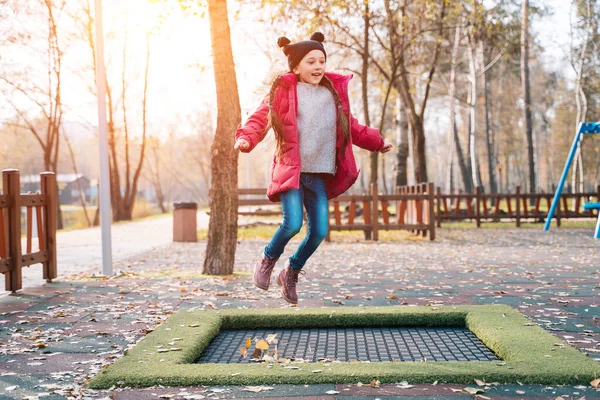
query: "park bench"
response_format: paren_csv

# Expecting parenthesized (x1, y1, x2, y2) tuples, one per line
(237, 188, 280, 216)
(583, 202, 600, 239)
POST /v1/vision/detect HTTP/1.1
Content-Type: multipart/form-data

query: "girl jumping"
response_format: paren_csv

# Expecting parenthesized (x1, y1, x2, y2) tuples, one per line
(234, 32, 393, 305)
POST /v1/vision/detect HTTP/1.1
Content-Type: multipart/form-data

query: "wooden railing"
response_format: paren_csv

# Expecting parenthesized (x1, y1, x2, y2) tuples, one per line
(236, 183, 436, 241)
(436, 185, 600, 227)
(0, 169, 57, 293)
(235, 184, 600, 237)
(328, 183, 435, 240)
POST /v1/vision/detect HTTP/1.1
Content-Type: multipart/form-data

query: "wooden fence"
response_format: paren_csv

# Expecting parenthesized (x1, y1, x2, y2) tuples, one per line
(237, 184, 600, 238)
(0, 169, 57, 293)
(238, 183, 436, 241)
(436, 185, 600, 227)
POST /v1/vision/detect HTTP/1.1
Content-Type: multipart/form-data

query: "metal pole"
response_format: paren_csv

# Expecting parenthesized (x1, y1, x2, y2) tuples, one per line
(94, 0, 113, 275)
(543, 123, 583, 231)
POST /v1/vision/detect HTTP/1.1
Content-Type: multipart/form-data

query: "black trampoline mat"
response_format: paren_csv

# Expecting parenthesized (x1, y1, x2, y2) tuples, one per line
(196, 327, 500, 363)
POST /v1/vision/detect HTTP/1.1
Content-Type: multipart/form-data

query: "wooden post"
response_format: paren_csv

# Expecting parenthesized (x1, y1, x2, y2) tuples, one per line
(436, 187, 442, 228)
(418, 185, 423, 228)
(515, 186, 521, 228)
(428, 183, 436, 240)
(475, 187, 481, 228)
(371, 182, 379, 241)
(0, 204, 6, 260)
(3, 169, 22, 292)
(395, 186, 400, 225)
(362, 196, 371, 240)
(41, 173, 57, 282)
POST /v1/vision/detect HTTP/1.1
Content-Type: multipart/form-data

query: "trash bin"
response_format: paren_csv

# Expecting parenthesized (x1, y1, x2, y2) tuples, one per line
(173, 201, 197, 242)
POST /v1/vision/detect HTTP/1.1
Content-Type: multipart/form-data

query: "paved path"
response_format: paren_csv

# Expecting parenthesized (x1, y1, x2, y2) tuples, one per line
(0, 211, 211, 292)
(1, 226, 599, 399)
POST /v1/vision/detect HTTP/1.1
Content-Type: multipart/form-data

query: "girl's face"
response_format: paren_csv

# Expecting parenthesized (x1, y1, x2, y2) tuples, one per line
(293, 49, 326, 86)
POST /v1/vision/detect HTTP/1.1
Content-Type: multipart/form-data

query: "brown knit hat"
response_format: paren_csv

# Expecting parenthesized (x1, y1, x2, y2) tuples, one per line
(278, 32, 326, 71)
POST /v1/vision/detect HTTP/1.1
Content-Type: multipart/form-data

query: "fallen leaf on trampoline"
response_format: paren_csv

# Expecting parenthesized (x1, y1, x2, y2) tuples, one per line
(242, 386, 273, 392)
(464, 387, 484, 395)
(591, 378, 600, 388)
(256, 339, 269, 350)
(475, 379, 486, 386)
(266, 334, 278, 344)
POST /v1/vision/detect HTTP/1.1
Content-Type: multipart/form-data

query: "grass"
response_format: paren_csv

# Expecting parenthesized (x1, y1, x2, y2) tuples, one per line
(198, 224, 279, 240)
(198, 219, 597, 241)
(87, 305, 600, 388)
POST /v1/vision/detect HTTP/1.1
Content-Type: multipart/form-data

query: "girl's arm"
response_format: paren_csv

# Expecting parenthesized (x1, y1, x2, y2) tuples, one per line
(350, 114, 385, 152)
(235, 95, 270, 153)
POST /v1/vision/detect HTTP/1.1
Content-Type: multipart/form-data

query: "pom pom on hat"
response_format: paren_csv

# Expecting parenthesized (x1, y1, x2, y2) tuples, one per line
(310, 32, 325, 42)
(277, 36, 291, 48)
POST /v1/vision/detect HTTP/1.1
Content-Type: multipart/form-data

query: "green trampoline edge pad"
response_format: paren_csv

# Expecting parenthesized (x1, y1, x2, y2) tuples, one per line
(87, 305, 600, 388)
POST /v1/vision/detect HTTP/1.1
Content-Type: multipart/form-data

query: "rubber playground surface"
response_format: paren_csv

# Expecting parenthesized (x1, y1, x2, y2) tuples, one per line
(1, 227, 599, 399)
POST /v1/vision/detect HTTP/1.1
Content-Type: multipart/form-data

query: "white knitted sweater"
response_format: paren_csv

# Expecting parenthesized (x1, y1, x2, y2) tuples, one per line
(296, 82, 337, 174)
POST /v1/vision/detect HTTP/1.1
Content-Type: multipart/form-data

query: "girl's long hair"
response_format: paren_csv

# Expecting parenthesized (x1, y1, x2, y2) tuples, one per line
(267, 75, 350, 162)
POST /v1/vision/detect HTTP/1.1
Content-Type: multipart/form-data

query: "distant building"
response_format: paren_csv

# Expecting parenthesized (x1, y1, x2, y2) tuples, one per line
(21, 174, 92, 205)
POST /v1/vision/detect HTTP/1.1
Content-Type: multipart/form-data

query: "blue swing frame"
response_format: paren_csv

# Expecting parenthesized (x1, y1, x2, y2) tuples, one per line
(544, 122, 600, 238)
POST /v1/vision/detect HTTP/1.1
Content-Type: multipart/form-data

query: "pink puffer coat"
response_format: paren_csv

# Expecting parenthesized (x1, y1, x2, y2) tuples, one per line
(236, 72, 384, 202)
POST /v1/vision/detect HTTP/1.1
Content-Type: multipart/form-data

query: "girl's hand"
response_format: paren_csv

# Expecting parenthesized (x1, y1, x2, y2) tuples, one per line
(379, 143, 393, 154)
(234, 138, 250, 151)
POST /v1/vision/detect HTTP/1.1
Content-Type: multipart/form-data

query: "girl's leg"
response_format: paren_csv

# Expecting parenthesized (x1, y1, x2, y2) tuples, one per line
(263, 188, 304, 259)
(288, 174, 329, 269)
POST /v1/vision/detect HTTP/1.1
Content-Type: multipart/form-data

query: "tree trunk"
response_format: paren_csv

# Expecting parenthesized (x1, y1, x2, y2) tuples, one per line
(377, 74, 394, 195)
(395, 98, 409, 187)
(381, 156, 388, 194)
(479, 40, 496, 194)
(384, 0, 446, 185)
(362, 1, 377, 187)
(394, 66, 428, 184)
(447, 21, 462, 192)
(521, 0, 536, 193)
(493, 60, 506, 192)
(454, 126, 471, 193)
(124, 30, 150, 219)
(64, 133, 92, 227)
(570, 0, 591, 196)
(149, 141, 167, 213)
(392, 65, 429, 185)
(467, 40, 481, 191)
(411, 119, 428, 184)
(203, 0, 241, 276)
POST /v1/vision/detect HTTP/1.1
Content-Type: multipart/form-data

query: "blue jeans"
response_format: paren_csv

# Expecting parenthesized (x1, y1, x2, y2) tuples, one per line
(264, 173, 329, 270)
